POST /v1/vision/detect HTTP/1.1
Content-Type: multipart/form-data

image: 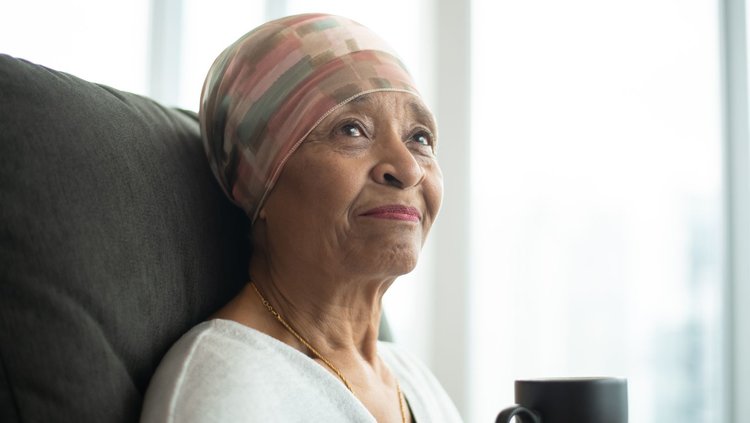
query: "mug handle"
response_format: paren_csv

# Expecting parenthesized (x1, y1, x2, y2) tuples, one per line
(496, 405, 542, 423)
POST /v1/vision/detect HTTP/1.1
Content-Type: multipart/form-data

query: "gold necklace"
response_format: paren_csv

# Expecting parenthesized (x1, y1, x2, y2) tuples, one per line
(250, 282, 408, 423)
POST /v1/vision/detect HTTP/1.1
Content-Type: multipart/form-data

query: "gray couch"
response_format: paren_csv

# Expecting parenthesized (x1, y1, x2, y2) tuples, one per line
(0, 55, 250, 422)
(0, 54, 396, 422)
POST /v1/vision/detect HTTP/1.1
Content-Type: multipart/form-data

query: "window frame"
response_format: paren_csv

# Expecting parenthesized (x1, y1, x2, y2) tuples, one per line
(720, 0, 750, 421)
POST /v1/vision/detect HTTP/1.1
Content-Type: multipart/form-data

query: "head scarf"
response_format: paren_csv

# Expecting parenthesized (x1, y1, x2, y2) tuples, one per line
(200, 13, 423, 222)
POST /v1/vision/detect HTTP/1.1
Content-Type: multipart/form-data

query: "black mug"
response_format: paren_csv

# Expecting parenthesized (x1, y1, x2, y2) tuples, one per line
(496, 377, 628, 423)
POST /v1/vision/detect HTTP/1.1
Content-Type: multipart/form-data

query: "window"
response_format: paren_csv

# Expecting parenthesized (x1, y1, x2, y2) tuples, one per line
(1, 0, 150, 95)
(470, 1, 725, 421)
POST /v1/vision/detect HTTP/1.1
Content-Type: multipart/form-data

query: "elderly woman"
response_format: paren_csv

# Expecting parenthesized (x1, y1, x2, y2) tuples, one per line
(141, 13, 460, 423)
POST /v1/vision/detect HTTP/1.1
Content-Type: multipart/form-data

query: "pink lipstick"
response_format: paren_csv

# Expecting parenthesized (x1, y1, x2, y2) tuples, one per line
(360, 205, 422, 222)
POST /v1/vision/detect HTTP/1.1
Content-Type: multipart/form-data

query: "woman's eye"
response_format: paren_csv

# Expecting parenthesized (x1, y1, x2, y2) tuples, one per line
(340, 123, 363, 137)
(410, 131, 432, 146)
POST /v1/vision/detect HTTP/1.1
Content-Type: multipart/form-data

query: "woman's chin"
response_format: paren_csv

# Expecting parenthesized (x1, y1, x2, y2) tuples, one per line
(359, 243, 422, 277)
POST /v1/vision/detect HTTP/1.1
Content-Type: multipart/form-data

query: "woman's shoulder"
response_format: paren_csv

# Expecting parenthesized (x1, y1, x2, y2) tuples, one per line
(141, 319, 376, 423)
(140, 319, 277, 422)
(148, 319, 280, 381)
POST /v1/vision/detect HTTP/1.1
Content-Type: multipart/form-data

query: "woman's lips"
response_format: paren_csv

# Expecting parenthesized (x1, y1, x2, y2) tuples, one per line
(360, 205, 422, 222)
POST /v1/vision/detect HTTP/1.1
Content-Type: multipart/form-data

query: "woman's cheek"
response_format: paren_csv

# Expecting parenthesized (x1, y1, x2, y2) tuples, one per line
(426, 163, 444, 216)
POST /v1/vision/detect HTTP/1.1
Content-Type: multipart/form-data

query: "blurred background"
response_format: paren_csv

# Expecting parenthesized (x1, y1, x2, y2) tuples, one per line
(2, 0, 748, 421)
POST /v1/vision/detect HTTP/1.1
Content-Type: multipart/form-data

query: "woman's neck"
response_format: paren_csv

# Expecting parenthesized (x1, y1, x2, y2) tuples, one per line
(245, 252, 393, 364)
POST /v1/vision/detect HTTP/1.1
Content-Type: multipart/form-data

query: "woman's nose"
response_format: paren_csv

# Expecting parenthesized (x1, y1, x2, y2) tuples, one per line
(370, 133, 425, 189)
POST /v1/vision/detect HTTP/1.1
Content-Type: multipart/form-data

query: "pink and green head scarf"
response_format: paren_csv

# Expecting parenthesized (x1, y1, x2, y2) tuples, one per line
(200, 13, 423, 222)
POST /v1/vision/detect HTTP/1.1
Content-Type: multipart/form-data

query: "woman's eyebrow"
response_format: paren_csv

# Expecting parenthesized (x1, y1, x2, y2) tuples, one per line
(335, 95, 373, 114)
(408, 101, 436, 129)
(342, 96, 435, 129)
(351, 95, 374, 105)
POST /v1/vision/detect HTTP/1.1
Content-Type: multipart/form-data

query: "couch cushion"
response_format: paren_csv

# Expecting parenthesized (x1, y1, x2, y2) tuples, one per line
(0, 55, 249, 422)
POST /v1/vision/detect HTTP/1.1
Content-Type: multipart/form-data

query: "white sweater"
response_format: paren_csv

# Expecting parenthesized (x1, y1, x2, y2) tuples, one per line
(141, 319, 462, 422)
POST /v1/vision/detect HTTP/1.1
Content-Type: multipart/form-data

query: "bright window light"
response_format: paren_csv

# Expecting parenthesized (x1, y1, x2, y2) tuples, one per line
(177, 0, 266, 110)
(470, 1, 724, 422)
(1, 0, 150, 96)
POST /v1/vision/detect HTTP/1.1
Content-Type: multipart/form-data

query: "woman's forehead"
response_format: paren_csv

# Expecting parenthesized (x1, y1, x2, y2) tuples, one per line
(337, 92, 436, 127)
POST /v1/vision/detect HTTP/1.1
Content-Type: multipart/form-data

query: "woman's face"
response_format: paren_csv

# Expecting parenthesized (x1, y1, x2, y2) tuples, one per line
(258, 91, 443, 279)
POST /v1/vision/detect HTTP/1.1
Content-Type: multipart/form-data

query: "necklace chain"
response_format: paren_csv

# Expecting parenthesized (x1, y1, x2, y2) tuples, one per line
(250, 282, 407, 423)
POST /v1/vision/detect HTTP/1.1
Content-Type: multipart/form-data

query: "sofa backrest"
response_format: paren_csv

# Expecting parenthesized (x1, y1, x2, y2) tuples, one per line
(0, 55, 249, 422)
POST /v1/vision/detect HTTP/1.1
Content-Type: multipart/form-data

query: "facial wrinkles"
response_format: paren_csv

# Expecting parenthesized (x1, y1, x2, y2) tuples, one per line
(316, 109, 420, 266)
(262, 92, 441, 278)
(329, 97, 434, 158)
(273, 142, 361, 274)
